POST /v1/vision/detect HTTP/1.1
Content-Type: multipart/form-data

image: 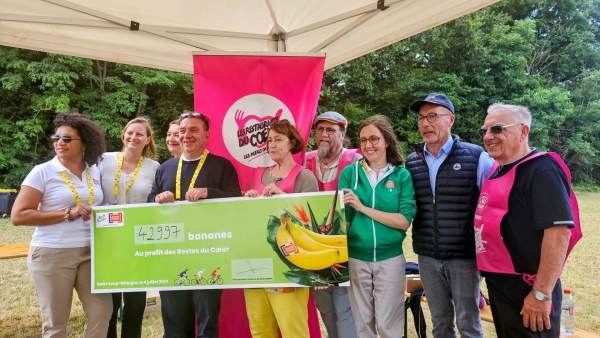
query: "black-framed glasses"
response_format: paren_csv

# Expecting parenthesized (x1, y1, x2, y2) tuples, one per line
(51, 134, 81, 143)
(417, 113, 452, 123)
(478, 123, 523, 138)
(359, 136, 381, 146)
(316, 126, 338, 135)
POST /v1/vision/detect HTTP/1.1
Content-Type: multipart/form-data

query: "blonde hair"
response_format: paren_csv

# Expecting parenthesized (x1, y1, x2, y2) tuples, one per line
(121, 117, 158, 160)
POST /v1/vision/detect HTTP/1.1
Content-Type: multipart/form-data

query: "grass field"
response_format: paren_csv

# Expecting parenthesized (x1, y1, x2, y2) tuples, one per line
(1, 192, 598, 337)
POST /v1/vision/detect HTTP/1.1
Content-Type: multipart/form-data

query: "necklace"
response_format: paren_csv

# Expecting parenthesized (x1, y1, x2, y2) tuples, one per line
(320, 149, 343, 168)
(268, 167, 283, 183)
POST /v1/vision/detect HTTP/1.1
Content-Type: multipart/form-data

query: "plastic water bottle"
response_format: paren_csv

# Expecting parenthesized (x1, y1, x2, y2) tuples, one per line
(560, 289, 575, 335)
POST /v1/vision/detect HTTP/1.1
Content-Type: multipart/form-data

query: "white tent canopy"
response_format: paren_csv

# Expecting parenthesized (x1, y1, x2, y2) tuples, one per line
(0, 0, 499, 73)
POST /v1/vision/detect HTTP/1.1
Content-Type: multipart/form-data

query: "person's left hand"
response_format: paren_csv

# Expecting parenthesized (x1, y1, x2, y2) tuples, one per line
(342, 189, 365, 212)
(262, 184, 284, 197)
(185, 188, 208, 202)
(520, 292, 552, 332)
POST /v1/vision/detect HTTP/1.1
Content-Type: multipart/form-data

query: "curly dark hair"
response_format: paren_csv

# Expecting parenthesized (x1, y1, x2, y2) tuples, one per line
(358, 115, 404, 166)
(54, 112, 106, 166)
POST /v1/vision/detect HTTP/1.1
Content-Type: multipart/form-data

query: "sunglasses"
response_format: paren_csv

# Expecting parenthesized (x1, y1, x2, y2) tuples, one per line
(180, 112, 205, 119)
(51, 134, 81, 143)
(359, 136, 381, 146)
(179, 111, 211, 130)
(478, 123, 523, 138)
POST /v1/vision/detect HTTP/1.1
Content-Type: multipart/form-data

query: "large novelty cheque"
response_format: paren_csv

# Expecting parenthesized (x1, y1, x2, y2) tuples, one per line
(92, 191, 348, 293)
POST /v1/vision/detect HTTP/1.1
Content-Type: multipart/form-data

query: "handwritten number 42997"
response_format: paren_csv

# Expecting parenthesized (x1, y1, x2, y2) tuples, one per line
(138, 225, 180, 241)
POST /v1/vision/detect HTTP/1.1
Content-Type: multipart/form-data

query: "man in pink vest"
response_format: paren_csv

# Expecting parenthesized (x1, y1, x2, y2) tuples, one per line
(305, 111, 361, 338)
(476, 103, 578, 338)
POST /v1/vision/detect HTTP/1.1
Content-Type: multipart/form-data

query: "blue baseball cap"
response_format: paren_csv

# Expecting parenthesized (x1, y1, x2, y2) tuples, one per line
(313, 111, 348, 126)
(409, 93, 455, 114)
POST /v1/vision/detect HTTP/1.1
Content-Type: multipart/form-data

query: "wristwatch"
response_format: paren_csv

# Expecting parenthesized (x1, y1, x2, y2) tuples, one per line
(531, 289, 552, 301)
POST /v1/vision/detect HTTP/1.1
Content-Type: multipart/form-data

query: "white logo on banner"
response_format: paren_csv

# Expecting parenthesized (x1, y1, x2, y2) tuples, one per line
(222, 94, 295, 168)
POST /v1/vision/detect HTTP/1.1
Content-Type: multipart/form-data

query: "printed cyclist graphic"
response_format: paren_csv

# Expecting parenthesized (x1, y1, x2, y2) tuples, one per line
(174, 268, 190, 286)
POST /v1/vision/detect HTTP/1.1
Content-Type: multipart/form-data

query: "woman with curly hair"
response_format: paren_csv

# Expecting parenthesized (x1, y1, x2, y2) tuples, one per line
(11, 112, 113, 338)
(98, 117, 160, 338)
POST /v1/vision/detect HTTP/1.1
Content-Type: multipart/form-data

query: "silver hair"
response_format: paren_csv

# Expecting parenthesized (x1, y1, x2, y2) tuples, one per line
(486, 103, 532, 127)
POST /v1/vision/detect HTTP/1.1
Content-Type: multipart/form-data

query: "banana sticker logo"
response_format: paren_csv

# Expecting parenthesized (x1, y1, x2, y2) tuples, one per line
(275, 213, 347, 271)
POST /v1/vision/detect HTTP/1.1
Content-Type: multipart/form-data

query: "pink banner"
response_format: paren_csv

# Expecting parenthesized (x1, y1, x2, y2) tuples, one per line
(193, 53, 325, 192)
(193, 54, 325, 338)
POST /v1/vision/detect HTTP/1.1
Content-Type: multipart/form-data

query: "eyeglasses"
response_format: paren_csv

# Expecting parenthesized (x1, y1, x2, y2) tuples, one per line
(417, 113, 452, 123)
(359, 136, 381, 146)
(478, 123, 523, 138)
(51, 134, 81, 143)
(316, 126, 338, 135)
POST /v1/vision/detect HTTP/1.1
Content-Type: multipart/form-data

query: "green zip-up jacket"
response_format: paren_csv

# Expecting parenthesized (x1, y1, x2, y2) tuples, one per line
(338, 160, 416, 262)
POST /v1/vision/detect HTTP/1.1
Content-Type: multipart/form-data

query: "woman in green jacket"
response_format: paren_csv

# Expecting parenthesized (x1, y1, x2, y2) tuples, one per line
(339, 115, 416, 338)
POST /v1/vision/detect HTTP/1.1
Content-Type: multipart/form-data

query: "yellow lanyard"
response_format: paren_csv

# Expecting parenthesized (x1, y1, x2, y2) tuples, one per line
(60, 169, 94, 205)
(113, 152, 145, 198)
(176, 150, 209, 200)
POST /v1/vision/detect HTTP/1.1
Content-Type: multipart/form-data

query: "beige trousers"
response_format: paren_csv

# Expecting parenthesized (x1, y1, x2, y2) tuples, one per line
(348, 255, 407, 338)
(28, 246, 112, 338)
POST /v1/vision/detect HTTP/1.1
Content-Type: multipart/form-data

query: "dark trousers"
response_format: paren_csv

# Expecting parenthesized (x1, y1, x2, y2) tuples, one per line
(160, 289, 223, 338)
(487, 279, 561, 338)
(107, 292, 146, 338)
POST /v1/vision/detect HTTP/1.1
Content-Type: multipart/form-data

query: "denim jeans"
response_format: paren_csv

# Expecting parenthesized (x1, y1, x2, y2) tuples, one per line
(418, 256, 483, 338)
(311, 286, 358, 338)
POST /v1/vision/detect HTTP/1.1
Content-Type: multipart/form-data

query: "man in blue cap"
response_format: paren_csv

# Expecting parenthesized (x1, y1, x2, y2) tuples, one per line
(404, 93, 493, 338)
(305, 111, 361, 338)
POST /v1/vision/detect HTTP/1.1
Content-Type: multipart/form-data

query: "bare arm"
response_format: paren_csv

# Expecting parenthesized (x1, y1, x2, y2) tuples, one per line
(12, 186, 92, 226)
(342, 188, 410, 230)
(520, 226, 571, 331)
(11, 186, 59, 226)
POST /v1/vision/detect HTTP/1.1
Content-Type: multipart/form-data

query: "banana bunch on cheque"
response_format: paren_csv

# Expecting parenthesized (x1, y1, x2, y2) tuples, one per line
(276, 213, 348, 271)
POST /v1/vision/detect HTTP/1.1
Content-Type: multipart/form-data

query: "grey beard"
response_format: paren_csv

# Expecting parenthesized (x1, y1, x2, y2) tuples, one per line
(317, 146, 331, 159)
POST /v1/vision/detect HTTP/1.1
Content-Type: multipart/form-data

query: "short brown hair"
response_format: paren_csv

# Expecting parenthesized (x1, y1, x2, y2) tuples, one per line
(179, 111, 210, 131)
(358, 115, 404, 166)
(120, 117, 158, 160)
(268, 120, 305, 155)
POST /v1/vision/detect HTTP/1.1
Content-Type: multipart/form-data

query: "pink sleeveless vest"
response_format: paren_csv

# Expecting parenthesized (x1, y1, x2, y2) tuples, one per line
(253, 164, 304, 194)
(474, 152, 582, 285)
(305, 149, 359, 191)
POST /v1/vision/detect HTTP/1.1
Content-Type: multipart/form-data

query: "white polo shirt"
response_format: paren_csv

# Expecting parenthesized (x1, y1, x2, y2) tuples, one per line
(22, 156, 104, 248)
